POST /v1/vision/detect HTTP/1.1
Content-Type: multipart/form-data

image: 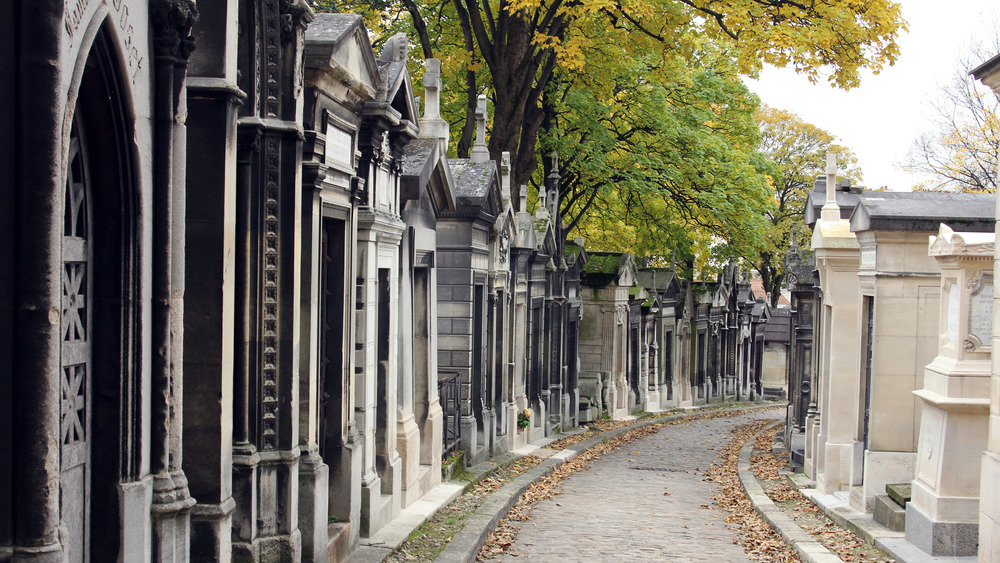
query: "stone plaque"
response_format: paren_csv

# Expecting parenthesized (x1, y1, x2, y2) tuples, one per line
(948, 283, 959, 342)
(969, 277, 993, 348)
(325, 124, 354, 171)
(861, 248, 876, 267)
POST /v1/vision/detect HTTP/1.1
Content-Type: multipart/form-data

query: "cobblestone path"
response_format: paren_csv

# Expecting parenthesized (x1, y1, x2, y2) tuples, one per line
(492, 409, 783, 562)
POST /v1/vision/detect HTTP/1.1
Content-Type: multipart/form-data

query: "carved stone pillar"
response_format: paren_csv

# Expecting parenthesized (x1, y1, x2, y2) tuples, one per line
(906, 226, 992, 557)
(150, 3, 200, 560)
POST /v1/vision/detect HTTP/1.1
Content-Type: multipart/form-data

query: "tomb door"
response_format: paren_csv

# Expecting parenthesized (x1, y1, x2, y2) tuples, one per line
(376, 268, 390, 484)
(319, 217, 346, 466)
(493, 291, 505, 435)
(630, 327, 640, 406)
(528, 303, 542, 412)
(472, 284, 485, 441)
(663, 330, 673, 401)
(61, 125, 92, 562)
(861, 296, 875, 452)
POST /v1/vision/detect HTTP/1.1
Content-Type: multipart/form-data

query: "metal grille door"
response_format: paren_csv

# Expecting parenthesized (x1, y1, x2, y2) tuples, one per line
(61, 126, 91, 562)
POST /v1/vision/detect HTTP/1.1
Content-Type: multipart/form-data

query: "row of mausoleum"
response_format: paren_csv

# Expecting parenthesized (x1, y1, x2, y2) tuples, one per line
(0, 4, 787, 562)
(782, 92, 1000, 559)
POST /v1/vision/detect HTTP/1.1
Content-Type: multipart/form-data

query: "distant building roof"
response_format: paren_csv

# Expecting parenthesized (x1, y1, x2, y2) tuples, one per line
(763, 308, 791, 343)
(749, 278, 790, 307)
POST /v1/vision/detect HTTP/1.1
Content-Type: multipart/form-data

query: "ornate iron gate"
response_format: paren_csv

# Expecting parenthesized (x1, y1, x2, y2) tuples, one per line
(439, 372, 461, 456)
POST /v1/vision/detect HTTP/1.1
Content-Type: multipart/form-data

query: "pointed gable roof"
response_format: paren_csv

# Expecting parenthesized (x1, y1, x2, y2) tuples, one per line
(400, 137, 456, 212)
(304, 14, 380, 101)
(447, 159, 500, 219)
(378, 33, 420, 126)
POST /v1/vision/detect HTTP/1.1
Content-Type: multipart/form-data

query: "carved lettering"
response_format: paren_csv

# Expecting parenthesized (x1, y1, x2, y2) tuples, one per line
(65, 0, 91, 39)
(969, 279, 993, 349)
(107, 1, 145, 85)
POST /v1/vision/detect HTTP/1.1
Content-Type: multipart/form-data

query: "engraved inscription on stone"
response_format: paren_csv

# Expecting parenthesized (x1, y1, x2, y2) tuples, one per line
(325, 124, 354, 170)
(969, 279, 993, 348)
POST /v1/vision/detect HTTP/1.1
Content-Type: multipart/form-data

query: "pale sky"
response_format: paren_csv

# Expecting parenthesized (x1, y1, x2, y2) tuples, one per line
(745, 0, 998, 191)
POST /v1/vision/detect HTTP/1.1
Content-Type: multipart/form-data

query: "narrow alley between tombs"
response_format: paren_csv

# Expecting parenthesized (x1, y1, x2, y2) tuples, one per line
(482, 409, 777, 562)
(378, 406, 896, 563)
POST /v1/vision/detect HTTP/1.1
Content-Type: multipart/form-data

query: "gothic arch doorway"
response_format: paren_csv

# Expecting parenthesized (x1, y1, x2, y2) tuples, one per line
(60, 24, 140, 561)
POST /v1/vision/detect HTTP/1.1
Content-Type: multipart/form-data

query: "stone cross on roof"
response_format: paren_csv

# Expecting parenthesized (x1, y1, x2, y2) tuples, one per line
(820, 151, 840, 221)
(423, 59, 441, 120)
(500, 151, 512, 204)
(471, 94, 490, 163)
(519, 185, 528, 213)
(419, 59, 451, 153)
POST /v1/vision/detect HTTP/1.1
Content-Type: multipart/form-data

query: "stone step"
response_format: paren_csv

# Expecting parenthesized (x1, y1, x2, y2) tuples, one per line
(873, 494, 905, 532)
(886, 483, 911, 507)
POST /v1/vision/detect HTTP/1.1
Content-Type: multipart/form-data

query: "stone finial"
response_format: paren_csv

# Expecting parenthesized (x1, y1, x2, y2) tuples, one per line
(820, 150, 840, 221)
(500, 152, 512, 204)
(519, 185, 528, 213)
(471, 94, 490, 163)
(380, 32, 408, 63)
(547, 151, 560, 216)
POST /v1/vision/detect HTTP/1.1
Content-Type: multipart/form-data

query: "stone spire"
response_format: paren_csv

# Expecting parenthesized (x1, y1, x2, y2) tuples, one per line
(418, 59, 450, 153)
(470, 94, 490, 163)
(547, 151, 560, 217)
(820, 151, 840, 221)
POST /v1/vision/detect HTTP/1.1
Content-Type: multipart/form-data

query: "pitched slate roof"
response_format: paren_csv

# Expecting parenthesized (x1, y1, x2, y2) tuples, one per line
(448, 159, 496, 207)
(763, 308, 792, 343)
(850, 191, 995, 232)
(305, 12, 361, 43)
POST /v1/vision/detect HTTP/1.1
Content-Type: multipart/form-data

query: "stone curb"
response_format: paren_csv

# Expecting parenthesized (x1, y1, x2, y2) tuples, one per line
(434, 403, 783, 562)
(738, 421, 843, 563)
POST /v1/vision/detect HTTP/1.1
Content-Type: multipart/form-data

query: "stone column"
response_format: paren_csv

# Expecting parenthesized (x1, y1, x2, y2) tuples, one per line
(151, 3, 201, 559)
(808, 153, 861, 493)
(647, 319, 661, 411)
(182, 0, 244, 557)
(397, 227, 422, 507)
(7, 3, 64, 560)
(904, 226, 993, 557)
